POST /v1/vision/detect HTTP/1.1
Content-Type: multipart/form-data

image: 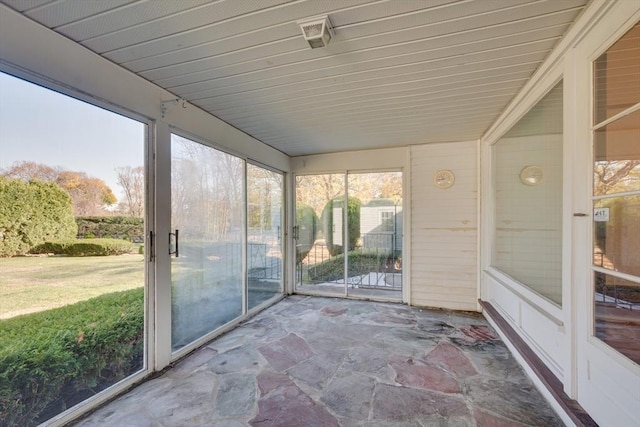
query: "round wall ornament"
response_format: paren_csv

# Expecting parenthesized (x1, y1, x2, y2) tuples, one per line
(433, 169, 455, 189)
(519, 165, 544, 186)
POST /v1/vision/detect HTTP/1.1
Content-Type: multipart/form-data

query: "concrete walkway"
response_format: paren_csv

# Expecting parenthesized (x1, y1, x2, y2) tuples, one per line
(75, 296, 562, 426)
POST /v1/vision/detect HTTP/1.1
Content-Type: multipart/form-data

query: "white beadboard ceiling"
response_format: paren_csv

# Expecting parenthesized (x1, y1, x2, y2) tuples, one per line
(0, 0, 589, 156)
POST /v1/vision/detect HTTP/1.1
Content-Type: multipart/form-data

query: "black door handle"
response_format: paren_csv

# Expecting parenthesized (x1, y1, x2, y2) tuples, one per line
(169, 229, 179, 257)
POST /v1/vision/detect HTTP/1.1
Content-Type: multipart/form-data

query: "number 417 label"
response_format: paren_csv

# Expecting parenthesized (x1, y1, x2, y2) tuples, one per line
(594, 207, 609, 222)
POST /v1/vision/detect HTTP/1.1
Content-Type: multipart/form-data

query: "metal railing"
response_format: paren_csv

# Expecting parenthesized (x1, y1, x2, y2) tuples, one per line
(296, 232, 402, 290)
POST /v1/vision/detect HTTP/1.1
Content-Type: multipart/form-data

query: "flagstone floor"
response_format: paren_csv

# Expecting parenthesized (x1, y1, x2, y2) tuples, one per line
(74, 295, 562, 426)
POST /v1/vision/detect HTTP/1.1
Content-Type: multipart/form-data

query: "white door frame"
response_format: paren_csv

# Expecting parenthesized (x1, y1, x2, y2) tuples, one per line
(571, 6, 640, 426)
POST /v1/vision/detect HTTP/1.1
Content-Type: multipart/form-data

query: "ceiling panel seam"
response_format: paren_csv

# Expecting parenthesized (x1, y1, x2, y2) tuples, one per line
(147, 13, 576, 85)
(185, 49, 551, 100)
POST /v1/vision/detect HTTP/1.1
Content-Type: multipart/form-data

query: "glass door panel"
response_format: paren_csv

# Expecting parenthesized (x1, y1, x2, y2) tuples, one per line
(170, 134, 244, 351)
(591, 111, 640, 364)
(346, 172, 403, 300)
(591, 21, 640, 365)
(0, 72, 147, 426)
(247, 164, 283, 310)
(295, 174, 345, 295)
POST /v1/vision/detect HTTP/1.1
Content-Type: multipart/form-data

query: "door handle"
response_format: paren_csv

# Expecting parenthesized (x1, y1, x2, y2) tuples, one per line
(148, 231, 154, 262)
(169, 229, 179, 257)
(573, 213, 589, 217)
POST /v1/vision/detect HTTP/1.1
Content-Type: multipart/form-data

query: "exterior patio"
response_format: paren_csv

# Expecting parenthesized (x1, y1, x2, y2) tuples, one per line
(74, 296, 561, 427)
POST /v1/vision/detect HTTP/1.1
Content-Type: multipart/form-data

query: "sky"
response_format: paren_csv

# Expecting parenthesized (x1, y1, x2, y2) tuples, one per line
(0, 72, 145, 201)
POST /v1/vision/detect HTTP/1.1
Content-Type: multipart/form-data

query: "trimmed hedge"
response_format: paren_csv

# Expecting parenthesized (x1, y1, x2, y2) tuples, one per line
(76, 216, 144, 241)
(0, 288, 144, 427)
(0, 177, 77, 256)
(295, 203, 318, 263)
(320, 197, 361, 256)
(30, 238, 134, 256)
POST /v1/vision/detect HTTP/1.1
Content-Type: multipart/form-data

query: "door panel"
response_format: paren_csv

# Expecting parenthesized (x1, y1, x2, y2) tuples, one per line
(247, 163, 283, 310)
(0, 72, 148, 425)
(170, 134, 244, 351)
(346, 172, 403, 300)
(294, 174, 345, 295)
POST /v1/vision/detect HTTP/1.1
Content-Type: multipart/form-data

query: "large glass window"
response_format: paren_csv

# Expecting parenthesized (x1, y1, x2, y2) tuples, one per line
(492, 81, 564, 305)
(170, 135, 244, 351)
(592, 21, 640, 364)
(0, 72, 147, 426)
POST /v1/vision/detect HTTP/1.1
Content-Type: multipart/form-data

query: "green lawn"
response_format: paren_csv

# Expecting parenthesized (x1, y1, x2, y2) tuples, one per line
(0, 255, 145, 319)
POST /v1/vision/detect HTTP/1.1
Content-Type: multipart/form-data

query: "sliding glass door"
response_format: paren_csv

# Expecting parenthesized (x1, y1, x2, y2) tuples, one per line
(295, 174, 345, 295)
(347, 172, 403, 299)
(0, 72, 148, 426)
(170, 134, 244, 351)
(294, 172, 402, 300)
(247, 164, 284, 309)
(170, 136, 285, 352)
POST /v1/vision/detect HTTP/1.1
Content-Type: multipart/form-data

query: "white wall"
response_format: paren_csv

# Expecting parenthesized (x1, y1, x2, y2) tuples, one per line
(292, 143, 480, 312)
(410, 141, 478, 311)
(291, 147, 407, 173)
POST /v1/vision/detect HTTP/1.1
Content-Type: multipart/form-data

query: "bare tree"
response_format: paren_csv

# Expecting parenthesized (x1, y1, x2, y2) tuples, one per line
(594, 160, 640, 195)
(116, 166, 145, 217)
(2, 161, 60, 182)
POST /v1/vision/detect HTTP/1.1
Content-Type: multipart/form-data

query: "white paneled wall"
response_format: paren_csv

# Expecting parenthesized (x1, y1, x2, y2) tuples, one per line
(410, 141, 478, 311)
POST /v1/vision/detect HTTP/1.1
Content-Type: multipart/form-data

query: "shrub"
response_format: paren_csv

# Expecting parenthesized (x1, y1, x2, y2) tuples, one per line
(320, 197, 361, 256)
(30, 238, 134, 256)
(295, 203, 318, 263)
(76, 216, 144, 241)
(0, 288, 144, 427)
(0, 177, 77, 256)
(308, 251, 397, 282)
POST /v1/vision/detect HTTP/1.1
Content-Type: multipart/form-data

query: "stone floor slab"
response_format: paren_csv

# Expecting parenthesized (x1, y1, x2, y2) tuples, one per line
(214, 373, 257, 417)
(74, 296, 562, 427)
(371, 383, 470, 422)
(250, 371, 339, 427)
(258, 333, 314, 372)
(320, 371, 376, 420)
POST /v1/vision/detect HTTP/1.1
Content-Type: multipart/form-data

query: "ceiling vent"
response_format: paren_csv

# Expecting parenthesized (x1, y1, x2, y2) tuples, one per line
(299, 16, 334, 49)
